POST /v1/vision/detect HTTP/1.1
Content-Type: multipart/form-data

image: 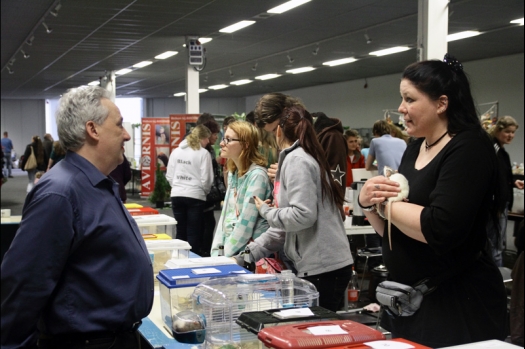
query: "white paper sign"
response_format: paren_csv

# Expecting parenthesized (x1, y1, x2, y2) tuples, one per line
(273, 308, 314, 319)
(171, 275, 190, 279)
(364, 340, 415, 349)
(192, 268, 221, 274)
(308, 325, 347, 336)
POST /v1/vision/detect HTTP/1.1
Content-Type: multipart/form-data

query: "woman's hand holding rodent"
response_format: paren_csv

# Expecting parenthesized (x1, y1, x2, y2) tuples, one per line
(358, 176, 402, 207)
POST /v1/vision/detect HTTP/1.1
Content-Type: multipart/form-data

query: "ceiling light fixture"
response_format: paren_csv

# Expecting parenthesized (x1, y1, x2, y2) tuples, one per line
(204, 74, 208, 82)
(42, 22, 53, 34)
(6, 67, 14, 74)
(322, 57, 357, 66)
(286, 66, 316, 74)
(255, 74, 281, 80)
(287, 54, 294, 63)
(209, 84, 229, 90)
(510, 18, 524, 25)
(198, 89, 208, 93)
(230, 79, 253, 85)
(154, 51, 178, 59)
(446, 30, 481, 42)
(369, 46, 411, 56)
(219, 20, 256, 33)
(364, 33, 372, 44)
(268, 0, 311, 14)
(21, 50, 30, 59)
(252, 62, 258, 71)
(8, 58, 16, 66)
(50, 2, 62, 17)
(229, 67, 234, 77)
(26, 36, 34, 46)
(133, 61, 153, 68)
(88, 80, 100, 86)
(312, 44, 319, 55)
(174, 92, 186, 97)
(115, 68, 133, 75)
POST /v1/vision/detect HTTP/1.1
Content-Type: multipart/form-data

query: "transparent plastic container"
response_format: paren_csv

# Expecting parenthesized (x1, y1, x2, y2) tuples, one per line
(145, 239, 191, 277)
(192, 274, 319, 349)
(157, 265, 250, 332)
(133, 214, 177, 237)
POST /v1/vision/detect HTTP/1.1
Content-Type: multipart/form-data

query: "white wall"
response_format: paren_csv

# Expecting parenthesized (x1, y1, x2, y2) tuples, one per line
(1, 99, 46, 157)
(246, 53, 524, 163)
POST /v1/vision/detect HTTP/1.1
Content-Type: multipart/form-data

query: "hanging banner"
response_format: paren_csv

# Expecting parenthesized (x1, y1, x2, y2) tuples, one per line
(169, 114, 199, 152)
(140, 117, 170, 198)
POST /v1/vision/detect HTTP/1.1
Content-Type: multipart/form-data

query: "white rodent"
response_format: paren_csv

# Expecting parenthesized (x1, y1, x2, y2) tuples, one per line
(382, 168, 409, 250)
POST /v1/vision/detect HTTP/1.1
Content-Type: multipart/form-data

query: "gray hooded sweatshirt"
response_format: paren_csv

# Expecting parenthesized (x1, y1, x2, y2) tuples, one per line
(248, 141, 353, 277)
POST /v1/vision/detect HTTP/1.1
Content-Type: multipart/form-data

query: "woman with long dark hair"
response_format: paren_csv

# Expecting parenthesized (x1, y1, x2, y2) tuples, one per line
(357, 54, 506, 346)
(248, 105, 353, 312)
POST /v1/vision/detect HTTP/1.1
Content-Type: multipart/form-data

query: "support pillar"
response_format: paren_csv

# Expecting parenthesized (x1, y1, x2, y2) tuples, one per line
(186, 65, 199, 114)
(417, 0, 449, 61)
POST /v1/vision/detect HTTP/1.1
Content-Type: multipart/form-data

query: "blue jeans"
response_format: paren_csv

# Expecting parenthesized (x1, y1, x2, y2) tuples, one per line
(171, 196, 206, 254)
(486, 205, 509, 267)
(3, 151, 12, 177)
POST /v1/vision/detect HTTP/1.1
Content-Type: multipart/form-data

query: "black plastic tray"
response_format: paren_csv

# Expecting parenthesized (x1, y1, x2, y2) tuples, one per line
(236, 306, 341, 334)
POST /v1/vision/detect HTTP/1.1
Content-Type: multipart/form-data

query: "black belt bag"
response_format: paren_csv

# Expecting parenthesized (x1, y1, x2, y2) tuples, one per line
(376, 252, 481, 317)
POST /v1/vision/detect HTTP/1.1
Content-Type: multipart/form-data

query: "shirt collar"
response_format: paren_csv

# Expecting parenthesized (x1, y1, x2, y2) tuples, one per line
(63, 151, 110, 187)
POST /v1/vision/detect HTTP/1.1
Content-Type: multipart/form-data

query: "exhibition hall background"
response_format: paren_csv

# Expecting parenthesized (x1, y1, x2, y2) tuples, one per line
(1, 53, 523, 163)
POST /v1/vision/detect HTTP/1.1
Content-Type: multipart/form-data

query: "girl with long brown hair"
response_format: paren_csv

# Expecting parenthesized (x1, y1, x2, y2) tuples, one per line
(248, 105, 353, 312)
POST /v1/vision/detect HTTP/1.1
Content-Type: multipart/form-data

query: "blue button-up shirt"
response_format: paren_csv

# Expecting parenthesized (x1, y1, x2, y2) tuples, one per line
(1, 151, 154, 348)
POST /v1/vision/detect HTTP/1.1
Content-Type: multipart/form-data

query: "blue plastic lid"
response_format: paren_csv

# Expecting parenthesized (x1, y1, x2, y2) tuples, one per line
(157, 264, 250, 288)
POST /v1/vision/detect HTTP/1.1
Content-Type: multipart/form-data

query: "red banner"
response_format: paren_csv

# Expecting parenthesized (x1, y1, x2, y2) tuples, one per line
(140, 117, 169, 198)
(169, 114, 199, 152)
(140, 115, 199, 198)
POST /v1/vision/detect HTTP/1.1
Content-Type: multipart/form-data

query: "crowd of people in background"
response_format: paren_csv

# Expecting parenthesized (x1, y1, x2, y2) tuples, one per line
(1, 54, 524, 347)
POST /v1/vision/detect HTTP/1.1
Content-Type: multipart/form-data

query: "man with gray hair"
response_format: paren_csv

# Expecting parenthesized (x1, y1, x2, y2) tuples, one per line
(1, 86, 153, 349)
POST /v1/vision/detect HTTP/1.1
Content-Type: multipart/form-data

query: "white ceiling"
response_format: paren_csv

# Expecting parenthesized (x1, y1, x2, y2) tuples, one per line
(1, 0, 523, 99)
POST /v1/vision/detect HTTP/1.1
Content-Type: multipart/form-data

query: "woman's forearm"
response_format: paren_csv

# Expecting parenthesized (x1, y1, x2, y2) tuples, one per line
(363, 210, 385, 236)
(388, 201, 427, 243)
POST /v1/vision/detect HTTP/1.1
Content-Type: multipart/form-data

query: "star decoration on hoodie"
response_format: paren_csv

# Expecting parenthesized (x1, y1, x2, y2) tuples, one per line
(331, 164, 345, 186)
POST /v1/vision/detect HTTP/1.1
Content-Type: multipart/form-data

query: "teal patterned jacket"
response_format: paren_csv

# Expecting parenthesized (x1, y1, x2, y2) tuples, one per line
(211, 164, 272, 257)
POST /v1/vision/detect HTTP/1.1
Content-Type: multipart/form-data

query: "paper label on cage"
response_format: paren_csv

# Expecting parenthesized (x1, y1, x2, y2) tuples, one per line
(191, 268, 221, 274)
(308, 325, 347, 336)
(273, 308, 314, 319)
(171, 275, 190, 279)
(364, 341, 415, 349)
(230, 270, 248, 274)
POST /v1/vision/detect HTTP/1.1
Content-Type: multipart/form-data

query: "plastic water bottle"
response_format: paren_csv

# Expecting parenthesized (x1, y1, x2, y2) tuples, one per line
(280, 270, 295, 308)
(347, 266, 360, 304)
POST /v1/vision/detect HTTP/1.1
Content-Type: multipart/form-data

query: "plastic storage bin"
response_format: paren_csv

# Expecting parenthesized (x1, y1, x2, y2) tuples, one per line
(192, 274, 319, 349)
(127, 206, 159, 216)
(133, 214, 177, 237)
(165, 256, 237, 269)
(145, 239, 191, 277)
(157, 265, 250, 332)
